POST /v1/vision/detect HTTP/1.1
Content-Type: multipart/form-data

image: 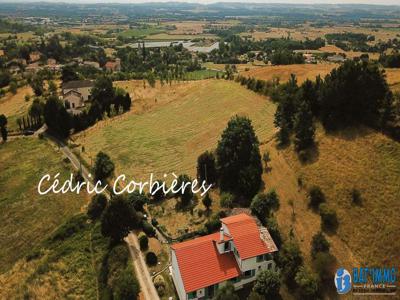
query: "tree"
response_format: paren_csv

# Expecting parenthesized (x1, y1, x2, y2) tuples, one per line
(138, 233, 149, 251)
(295, 266, 320, 300)
(176, 174, 193, 207)
(44, 95, 71, 138)
(293, 100, 315, 152)
(263, 151, 271, 171)
(214, 282, 239, 300)
(197, 151, 217, 185)
(127, 191, 148, 212)
(320, 61, 393, 130)
(91, 76, 115, 116)
(265, 217, 282, 248)
(146, 252, 157, 266)
(202, 193, 212, 210)
(253, 269, 281, 298)
(87, 194, 107, 220)
(310, 231, 330, 258)
(278, 239, 303, 286)
(30, 74, 44, 96)
(216, 115, 262, 200)
(146, 72, 156, 88)
(48, 80, 58, 96)
(0, 114, 7, 142)
(61, 65, 79, 83)
(29, 98, 44, 121)
(94, 151, 115, 183)
(121, 93, 131, 112)
(308, 186, 325, 210)
(9, 80, 17, 94)
(250, 190, 280, 223)
(113, 266, 140, 300)
(101, 195, 139, 242)
(313, 252, 336, 282)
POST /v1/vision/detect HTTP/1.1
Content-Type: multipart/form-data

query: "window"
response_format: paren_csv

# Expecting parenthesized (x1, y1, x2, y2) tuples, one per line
(188, 291, 196, 299)
(256, 255, 264, 262)
(224, 242, 230, 252)
(243, 269, 256, 278)
(229, 277, 240, 283)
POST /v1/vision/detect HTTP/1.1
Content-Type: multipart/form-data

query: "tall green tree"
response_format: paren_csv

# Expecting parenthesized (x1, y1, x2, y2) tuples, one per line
(101, 196, 139, 242)
(0, 114, 7, 142)
(91, 76, 115, 116)
(44, 95, 71, 138)
(293, 100, 315, 152)
(94, 151, 115, 183)
(216, 115, 262, 200)
(197, 150, 217, 185)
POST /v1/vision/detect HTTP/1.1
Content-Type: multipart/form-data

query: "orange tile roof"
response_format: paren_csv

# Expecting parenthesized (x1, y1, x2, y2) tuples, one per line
(171, 232, 240, 293)
(222, 213, 272, 259)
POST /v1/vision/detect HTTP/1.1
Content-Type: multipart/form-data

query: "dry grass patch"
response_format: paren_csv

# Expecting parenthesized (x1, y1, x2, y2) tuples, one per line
(279, 127, 400, 266)
(0, 85, 34, 131)
(241, 64, 338, 84)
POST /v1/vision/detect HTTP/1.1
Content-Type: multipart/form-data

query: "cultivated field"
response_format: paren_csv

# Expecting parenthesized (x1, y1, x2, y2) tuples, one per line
(74, 80, 277, 181)
(0, 137, 88, 273)
(241, 63, 338, 83)
(270, 127, 400, 267)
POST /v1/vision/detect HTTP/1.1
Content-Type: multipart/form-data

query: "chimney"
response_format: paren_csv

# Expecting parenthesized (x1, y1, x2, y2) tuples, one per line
(220, 227, 224, 242)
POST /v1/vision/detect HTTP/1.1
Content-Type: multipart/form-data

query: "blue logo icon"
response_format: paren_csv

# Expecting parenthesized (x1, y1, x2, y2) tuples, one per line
(335, 268, 352, 294)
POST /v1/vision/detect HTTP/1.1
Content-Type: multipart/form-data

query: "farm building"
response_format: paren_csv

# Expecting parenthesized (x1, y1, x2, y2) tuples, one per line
(62, 80, 94, 102)
(170, 213, 278, 300)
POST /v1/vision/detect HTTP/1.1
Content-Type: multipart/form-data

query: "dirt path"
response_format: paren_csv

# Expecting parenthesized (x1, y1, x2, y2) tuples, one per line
(263, 140, 359, 268)
(44, 133, 160, 300)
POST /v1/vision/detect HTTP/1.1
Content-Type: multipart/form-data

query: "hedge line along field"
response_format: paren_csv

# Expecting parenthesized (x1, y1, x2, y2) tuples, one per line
(0, 137, 87, 273)
(74, 79, 277, 181)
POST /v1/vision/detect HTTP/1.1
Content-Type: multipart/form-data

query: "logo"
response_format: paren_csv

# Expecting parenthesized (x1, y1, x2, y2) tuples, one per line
(335, 268, 352, 294)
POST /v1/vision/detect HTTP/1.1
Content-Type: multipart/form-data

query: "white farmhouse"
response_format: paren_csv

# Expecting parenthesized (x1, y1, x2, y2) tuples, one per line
(170, 213, 278, 300)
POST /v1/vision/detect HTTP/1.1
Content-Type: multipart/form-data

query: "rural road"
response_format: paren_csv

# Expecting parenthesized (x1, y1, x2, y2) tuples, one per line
(44, 132, 160, 300)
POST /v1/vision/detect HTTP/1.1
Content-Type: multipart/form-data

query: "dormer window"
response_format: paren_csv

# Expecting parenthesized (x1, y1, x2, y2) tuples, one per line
(224, 241, 230, 252)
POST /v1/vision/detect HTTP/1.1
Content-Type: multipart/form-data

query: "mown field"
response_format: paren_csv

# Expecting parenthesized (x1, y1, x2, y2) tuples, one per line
(74, 79, 277, 181)
(0, 137, 88, 273)
(0, 85, 33, 131)
(241, 63, 338, 83)
(273, 127, 400, 267)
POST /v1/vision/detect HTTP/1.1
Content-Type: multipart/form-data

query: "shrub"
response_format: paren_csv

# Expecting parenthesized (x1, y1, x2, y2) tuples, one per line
(142, 221, 156, 237)
(278, 239, 303, 286)
(146, 252, 157, 266)
(202, 193, 212, 210)
(113, 266, 140, 300)
(204, 215, 221, 234)
(295, 266, 320, 299)
(313, 252, 336, 282)
(138, 233, 149, 251)
(310, 231, 330, 258)
(153, 275, 166, 296)
(319, 203, 338, 232)
(253, 269, 281, 298)
(265, 217, 282, 248)
(308, 186, 325, 210)
(87, 194, 107, 220)
(127, 191, 149, 212)
(351, 188, 362, 205)
(250, 190, 280, 222)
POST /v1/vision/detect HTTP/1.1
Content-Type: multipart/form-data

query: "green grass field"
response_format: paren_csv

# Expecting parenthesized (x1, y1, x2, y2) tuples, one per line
(0, 137, 88, 273)
(119, 27, 165, 39)
(74, 80, 277, 181)
(0, 215, 109, 299)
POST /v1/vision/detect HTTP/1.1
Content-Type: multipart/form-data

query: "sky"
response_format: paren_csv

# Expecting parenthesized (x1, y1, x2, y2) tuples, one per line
(4, 0, 400, 5)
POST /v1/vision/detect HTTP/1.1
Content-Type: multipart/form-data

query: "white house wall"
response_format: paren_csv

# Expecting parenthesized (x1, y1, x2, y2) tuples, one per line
(171, 249, 187, 300)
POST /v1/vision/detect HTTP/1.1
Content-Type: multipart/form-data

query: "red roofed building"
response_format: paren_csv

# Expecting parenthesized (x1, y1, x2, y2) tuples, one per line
(170, 213, 278, 300)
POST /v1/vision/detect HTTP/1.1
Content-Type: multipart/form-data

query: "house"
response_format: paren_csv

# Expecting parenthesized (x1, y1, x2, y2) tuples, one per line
(64, 90, 85, 113)
(105, 58, 121, 72)
(62, 80, 94, 102)
(83, 61, 101, 69)
(29, 51, 41, 63)
(303, 53, 316, 64)
(47, 58, 57, 66)
(327, 54, 346, 63)
(170, 213, 278, 300)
